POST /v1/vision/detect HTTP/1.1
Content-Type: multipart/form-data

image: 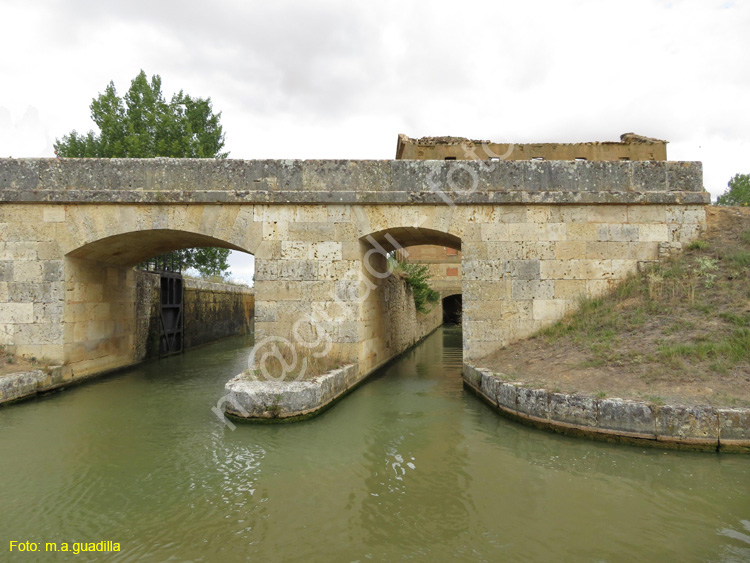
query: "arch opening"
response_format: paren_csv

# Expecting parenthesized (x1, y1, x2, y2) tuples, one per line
(442, 294, 462, 325)
(64, 229, 254, 379)
(357, 228, 462, 377)
(363, 227, 461, 254)
(66, 229, 250, 267)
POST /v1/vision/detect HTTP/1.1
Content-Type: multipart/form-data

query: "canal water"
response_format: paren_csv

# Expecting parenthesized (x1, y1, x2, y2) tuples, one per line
(1, 327, 749, 562)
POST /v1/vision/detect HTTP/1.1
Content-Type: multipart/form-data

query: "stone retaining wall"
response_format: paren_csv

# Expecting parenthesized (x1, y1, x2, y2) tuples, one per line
(464, 364, 750, 452)
(359, 254, 443, 376)
(134, 272, 254, 359)
(0, 366, 65, 404)
(224, 364, 360, 420)
(183, 278, 254, 349)
(224, 274, 442, 421)
(0, 274, 254, 406)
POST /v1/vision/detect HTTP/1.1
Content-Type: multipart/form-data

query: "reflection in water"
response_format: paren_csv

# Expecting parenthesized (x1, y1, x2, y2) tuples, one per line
(357, 329, 473, 558)
(0, 328, 748, 562)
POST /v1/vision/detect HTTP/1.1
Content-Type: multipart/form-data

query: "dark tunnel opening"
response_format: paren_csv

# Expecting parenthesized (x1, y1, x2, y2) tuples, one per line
(442, 294, 462, 325)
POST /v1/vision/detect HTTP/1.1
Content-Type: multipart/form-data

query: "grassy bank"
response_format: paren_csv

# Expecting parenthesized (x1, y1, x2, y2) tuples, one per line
(481, 206, 750, 408)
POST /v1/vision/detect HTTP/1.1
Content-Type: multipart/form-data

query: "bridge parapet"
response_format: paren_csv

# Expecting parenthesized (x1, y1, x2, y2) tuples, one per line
(0, 158, 706, 205)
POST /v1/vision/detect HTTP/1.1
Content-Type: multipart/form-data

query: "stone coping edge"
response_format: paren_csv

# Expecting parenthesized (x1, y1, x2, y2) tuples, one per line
(463, 364, 750, 453)
(0, 189, 709, 206)
(223, 364, 362, 421)
(223, 324, 443, 422)
(0, 367, 66, 405)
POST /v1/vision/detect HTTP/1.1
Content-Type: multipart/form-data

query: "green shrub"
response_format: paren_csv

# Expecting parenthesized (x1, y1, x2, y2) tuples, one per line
(390, 258, 440, 314)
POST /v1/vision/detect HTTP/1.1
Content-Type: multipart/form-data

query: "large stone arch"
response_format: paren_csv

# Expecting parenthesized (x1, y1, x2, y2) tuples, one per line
(58, 204, 263, 258)
(66, 229, 248, 266)
(62, 223, 256, 378)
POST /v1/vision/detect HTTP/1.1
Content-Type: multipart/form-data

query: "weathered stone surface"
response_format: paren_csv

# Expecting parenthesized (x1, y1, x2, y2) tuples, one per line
(0, 159, 706, 205)
(497, 381, 519, 412)
(0, 366, 64, 404)
(182, 279, 254, 349)
(463, 364, 482, 389)
(717, 408, 750, 442)
(479, 369, 502, 402)
(549, 392, 598, 427)
(0, 371, 44, 402)
(397, 133, 669, 162)
(597, 398, 655, 436)
(632, 161, 668, 193)
(666, 161, 704, 192)
(463, 365, 750, 449)
(224, 364, 360, 419)
(654, 405, 719, 443)
(516, 387, 550, 420)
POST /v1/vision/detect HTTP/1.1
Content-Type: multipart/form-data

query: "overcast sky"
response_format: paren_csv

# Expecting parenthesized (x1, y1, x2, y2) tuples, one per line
(1, 0, 748, 283)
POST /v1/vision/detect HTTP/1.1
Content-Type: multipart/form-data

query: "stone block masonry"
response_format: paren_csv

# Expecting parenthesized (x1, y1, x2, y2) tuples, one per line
(463, 365, 750, 451)
(0, 158, 707, 398)
(183, 279, 254, 349)
(0, 272, 253, 406)
(225, 271, 441, 420)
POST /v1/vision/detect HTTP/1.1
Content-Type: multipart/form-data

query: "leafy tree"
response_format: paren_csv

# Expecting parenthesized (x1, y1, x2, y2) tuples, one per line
(175, 247, 230, 278)
(716, 173, 750, 206)
(55, 70, 231, 277)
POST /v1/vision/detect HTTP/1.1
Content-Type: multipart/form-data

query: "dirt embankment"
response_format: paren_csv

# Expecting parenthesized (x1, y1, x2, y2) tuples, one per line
(0, 349, 44, 377)
(479, 206, 750, 408)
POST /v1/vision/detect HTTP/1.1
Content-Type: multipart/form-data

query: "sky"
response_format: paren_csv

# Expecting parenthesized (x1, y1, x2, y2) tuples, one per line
(1, 0, 748, 284)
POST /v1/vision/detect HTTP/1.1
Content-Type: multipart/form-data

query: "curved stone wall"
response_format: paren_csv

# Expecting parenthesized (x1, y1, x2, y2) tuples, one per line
(463, 364, 750, 452)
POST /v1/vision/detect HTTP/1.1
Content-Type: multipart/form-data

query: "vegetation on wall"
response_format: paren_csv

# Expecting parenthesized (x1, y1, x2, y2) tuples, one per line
(389, 258, 440, 314)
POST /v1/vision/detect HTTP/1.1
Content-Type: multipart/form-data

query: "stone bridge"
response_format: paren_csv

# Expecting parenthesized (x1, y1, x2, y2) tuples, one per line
(0, 158, 707, 389)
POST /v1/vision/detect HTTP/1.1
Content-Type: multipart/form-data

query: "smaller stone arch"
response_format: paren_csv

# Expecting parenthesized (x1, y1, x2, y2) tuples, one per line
(363, 227, 461, 253)
(442, 293, 462, 325)
(357, 226, 462, 376)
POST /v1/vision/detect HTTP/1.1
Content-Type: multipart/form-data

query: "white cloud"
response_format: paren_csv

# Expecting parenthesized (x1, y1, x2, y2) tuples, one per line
(1, 0, 747, 200)
(227, 251, 255, 286)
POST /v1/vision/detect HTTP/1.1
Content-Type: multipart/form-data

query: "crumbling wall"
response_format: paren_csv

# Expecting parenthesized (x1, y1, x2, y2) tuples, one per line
(396, 132, 668, 161)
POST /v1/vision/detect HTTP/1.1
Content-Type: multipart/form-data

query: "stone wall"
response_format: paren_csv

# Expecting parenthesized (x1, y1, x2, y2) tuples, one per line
(134, 271, 254, 359)
(397, 244, 462, 297)
(183, 278, 254, 349)
(224, 267, 441, 420)
(464, 364, 750, 451)
(358, 251, 442, 376)
(64, 257, 138, 378)
(396, 133, 668, 161)
(134, 270, 160, 360)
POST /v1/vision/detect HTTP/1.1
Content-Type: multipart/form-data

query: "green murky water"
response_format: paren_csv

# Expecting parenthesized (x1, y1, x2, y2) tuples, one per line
(1, 327, 749, 561)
